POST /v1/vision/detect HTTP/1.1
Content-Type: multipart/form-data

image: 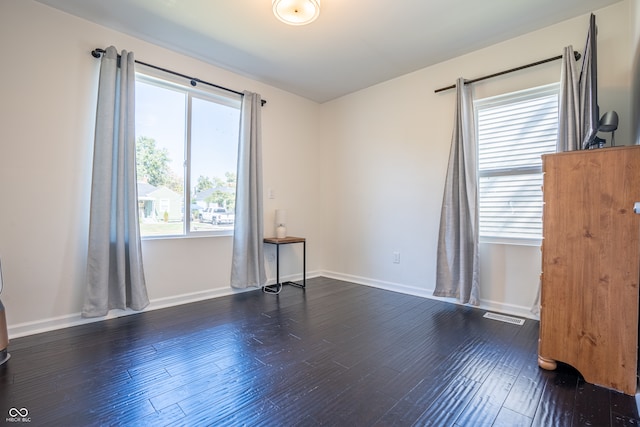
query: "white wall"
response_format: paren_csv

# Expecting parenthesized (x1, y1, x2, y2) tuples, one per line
(632, 0, 640, 145)
(0, 0, 322, 336)
(319, 1, 633, 317)
(1, 0, 634, 336)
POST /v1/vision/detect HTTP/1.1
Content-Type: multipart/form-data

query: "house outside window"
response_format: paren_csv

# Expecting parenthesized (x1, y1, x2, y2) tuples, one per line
(475, 83, 559, 245)
(135, 68, 241, 238)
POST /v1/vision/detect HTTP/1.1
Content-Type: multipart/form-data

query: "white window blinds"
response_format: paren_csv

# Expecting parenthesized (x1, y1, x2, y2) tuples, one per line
(476, 84, 559, 244)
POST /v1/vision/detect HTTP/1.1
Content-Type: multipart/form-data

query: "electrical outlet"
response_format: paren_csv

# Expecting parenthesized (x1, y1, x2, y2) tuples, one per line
(268, 188, 275, 199)
(393, 251, 400, 264)
(268, 254, 275, 263)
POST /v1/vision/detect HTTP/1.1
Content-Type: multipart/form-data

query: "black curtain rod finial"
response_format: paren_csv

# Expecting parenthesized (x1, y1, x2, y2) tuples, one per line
(91, 49, 103, 58)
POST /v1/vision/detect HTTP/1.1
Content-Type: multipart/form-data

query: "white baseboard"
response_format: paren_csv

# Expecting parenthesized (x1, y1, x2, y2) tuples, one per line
(7, 287, 246, 339)
(7, 270, 323, 339)
(8, 269, 534, 339)
(320, 270, 539, 321)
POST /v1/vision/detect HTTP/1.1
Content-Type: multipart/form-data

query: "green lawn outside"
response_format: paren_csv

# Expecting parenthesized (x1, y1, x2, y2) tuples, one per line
(140, 222, 184, 236)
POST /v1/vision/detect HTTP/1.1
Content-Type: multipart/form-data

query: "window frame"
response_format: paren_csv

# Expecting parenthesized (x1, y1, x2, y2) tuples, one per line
(135, 66, 242, 240)
(474, 83, 560, 246)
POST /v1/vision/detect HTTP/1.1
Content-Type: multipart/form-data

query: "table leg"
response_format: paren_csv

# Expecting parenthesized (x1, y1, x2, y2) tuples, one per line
(263, 243, 283, 294)
(276, 243, 280, 285)
(263, 240, 306, 293)
(288, 241, 306, 289)
(302, 240, 306, 288)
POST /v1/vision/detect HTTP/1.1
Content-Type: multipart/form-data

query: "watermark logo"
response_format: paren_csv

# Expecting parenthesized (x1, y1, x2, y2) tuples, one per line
(6, 407, 30, 423)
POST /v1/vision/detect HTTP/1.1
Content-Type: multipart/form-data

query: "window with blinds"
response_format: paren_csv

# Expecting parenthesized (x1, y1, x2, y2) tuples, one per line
(475, 83, 559, 244)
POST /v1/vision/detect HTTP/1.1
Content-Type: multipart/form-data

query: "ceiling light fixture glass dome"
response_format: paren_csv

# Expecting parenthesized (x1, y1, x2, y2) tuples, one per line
(272, 0, 320, 26)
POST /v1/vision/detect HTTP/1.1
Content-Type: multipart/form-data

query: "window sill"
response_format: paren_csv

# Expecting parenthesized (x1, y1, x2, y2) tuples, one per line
(479, 237, 541, 247)
(142, 231, 233, 241)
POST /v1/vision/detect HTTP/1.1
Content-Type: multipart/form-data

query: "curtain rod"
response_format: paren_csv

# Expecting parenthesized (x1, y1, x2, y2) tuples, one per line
(91, 48, 266, 106)
(434, 50, 581, 93)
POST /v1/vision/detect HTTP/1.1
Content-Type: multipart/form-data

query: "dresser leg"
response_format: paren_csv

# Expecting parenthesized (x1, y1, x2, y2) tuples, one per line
(538, 355, 557, 370)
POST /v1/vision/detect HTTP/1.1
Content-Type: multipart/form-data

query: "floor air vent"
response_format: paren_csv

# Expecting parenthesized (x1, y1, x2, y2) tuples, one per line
(483, 312, 525, 326)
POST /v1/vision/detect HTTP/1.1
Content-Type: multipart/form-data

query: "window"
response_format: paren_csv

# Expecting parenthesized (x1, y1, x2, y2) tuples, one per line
(475, 84, 559, 245)
(135, 69, 241, 238)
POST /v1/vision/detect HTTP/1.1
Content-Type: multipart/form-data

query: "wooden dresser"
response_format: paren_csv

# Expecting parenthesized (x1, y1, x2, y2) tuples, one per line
(538, 145, 640, 395)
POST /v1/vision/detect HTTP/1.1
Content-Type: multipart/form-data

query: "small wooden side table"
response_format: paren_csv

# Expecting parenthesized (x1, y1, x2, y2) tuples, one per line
(263, 236, 306, 294)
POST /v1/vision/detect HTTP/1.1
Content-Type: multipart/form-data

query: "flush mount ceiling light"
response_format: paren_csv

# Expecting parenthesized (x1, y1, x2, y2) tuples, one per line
(272, 0, 320, 26)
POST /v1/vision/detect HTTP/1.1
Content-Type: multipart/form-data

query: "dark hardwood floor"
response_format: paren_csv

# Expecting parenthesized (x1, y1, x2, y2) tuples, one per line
(1, 277, 639, 426)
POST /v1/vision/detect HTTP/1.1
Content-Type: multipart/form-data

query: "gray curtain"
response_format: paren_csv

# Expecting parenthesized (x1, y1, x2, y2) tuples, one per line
(580, 15, 598, 149)
(434, 78, 479, 305)
(83, 46, 149, 318)
(230, 91, 266, 289)
(557, 45, 581, 152)
(532, 45, 586, 315)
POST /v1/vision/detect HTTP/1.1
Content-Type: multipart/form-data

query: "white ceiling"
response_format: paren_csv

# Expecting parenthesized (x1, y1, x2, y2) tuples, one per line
(36, 0, 623, 103)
